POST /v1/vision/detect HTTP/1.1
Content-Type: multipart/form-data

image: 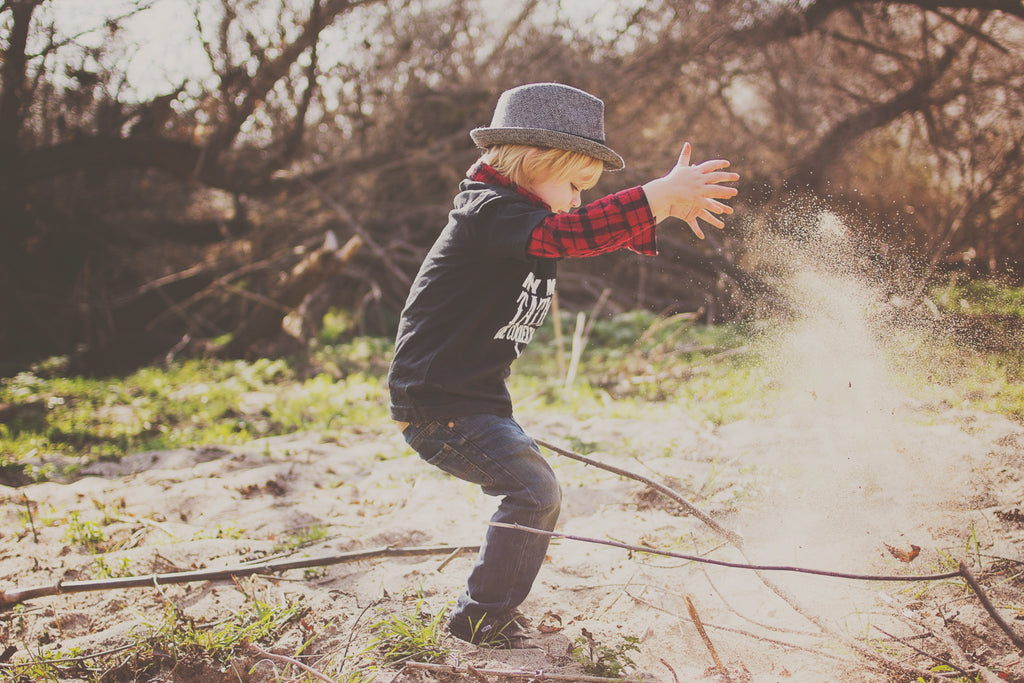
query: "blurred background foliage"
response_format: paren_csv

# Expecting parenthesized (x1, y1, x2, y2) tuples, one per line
(2, 0, 1023, 374)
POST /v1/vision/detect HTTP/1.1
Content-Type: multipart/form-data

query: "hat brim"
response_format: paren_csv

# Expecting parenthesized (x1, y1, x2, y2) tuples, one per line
(470, 127, 625, 171)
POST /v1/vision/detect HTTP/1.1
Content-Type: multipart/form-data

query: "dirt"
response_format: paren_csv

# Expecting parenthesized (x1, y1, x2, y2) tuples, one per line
(2, 394, 1024, 682)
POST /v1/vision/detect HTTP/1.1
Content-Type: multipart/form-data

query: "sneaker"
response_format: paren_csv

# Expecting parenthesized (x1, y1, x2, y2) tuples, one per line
(447, 610, 534, 648)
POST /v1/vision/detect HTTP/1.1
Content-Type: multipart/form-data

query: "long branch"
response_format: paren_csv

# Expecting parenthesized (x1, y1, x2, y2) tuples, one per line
(535, 438, 951, 678)
(0, 544, 477, 606)
(490, 522, 960, 583)
(535, 438, 742, 546)
(401, 661, 645, 682)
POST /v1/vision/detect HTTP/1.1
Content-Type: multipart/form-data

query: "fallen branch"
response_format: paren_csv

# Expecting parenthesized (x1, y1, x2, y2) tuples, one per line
(532, 439, 971, 679)
(248, 642, 336, 683)
(489, 522, 960, 583)
(535, 438, 742, 546)
(870, 625, 975, 679)
(685, 596, 727, 677)
(400, 661, 645, 682)
(0, 544, 477, 607)
(959, 561, 1024, 654)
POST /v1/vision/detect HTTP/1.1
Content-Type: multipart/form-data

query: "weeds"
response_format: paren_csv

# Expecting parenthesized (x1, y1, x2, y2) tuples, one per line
(1, 593, 303, 682)
(137, 597, 304, 673)
(5, 290, 1024, 483)
(92, 555, 133, 578)
(275, 523, 331, 552)
(367, 597, 452, 665)
(62, 511, 107, 553)
(572, 628, 641, 678)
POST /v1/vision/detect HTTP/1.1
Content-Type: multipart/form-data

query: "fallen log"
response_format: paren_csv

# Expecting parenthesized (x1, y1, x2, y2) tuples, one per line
(217, 230, 363, 357)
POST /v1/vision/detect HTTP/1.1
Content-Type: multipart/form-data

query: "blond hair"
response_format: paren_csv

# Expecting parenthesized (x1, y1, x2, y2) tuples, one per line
(481, 144, 604, 190)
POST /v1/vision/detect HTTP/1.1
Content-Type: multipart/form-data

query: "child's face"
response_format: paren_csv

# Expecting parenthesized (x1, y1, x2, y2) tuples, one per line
(525, 170, 594, 214)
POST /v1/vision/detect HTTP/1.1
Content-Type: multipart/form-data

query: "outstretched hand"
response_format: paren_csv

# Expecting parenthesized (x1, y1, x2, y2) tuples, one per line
(642, 142, 740, 239)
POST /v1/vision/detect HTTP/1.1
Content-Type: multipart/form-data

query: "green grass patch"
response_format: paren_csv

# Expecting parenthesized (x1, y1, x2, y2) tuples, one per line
(0, 340, 392, 480)
(367, 597, 452, 664)
(931, 279, 1024, 318)
(3, 285, 1023, 483)
(4, 594, 303, 682)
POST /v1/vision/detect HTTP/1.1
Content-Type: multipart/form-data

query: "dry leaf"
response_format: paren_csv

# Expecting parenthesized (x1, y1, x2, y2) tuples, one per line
(884, 543, 921, 563)
(539, 611, 563, 633)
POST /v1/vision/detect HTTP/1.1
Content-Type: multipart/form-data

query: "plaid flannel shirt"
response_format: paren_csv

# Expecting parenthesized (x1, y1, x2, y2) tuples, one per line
(468, 162, 658, 258)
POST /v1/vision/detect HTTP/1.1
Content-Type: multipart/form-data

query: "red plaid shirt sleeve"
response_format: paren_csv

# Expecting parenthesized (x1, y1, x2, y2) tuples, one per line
(526, 187, 657, 258)
(467, 162, 658, 259)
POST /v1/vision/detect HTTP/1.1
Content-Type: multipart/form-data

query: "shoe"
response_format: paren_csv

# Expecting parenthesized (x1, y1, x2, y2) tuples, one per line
(447, 610, 534, 648)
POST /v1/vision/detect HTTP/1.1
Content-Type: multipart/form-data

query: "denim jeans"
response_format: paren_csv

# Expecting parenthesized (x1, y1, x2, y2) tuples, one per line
(402, 414, 561, 622)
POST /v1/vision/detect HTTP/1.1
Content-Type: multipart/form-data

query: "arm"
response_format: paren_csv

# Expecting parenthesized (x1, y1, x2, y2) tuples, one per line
(641, 142, 739, 239)
(527, 186, 656, 259)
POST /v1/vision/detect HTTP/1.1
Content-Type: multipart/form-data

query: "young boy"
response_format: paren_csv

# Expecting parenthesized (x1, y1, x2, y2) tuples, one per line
(388, 82, 738, 647)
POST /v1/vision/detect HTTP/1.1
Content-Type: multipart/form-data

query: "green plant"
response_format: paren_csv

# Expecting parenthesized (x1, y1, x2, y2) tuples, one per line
(63, 511, 107, 553)
(572, 629, 641, 678)
(92, 555, 133, 578)
(0, 643, 98, 683)
(367, 598, 452, 664)
(916, 665, 982, 682)
(215, 522, 245, 539)
(275, 523, 331, 552)
(140, 596, 303, 668)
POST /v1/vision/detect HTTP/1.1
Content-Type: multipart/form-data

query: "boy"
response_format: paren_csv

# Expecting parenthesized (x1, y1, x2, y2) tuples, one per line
(388, 83, 738, 647)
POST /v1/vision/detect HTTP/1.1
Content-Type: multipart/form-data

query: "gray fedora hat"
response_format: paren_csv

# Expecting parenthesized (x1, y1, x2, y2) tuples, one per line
(470, 83, 625, 171)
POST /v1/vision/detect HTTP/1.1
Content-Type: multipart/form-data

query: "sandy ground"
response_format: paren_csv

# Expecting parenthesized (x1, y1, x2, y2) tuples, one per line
(4, 223, 1024, 682)
(2, 393, 1024, 682)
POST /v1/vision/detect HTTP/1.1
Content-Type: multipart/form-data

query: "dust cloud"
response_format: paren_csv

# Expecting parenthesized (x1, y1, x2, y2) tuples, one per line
(726, 208, 972, 571)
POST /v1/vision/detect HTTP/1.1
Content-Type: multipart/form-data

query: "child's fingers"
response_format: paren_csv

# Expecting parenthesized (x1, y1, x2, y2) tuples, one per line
(702, 199, 734, 214)
(694, 159, 734, 174)
(699, 170, 741, 186)
(697, 210, 725, 230)
(677, 142, 692, 168)
(685, 217, 705, 239)
(701, 184, 740, 199)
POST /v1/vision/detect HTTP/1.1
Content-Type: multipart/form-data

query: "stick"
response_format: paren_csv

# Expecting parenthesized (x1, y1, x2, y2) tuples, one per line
(489, 522, 960, 583)
(248, 642, 336, 683)
(536, 438, 950, 678)
(552, 290, 566, 381)
(535, 438, 743, 546)
(401, 661, 645, 682)
(685, 595, 727, 675)
(564, 311, 586, 391)
(0, 544, 479, 606)
(959, 561, 1024, 653)
(435, 545, 471, 573)
(870, 625, 974, 678)
(21, 494, 37, 544)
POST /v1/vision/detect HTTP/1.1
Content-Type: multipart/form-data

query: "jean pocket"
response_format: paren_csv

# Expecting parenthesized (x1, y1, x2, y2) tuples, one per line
(424, 442, 497, 488)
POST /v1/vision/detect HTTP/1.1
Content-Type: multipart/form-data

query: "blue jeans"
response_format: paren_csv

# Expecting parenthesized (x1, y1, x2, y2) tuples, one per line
(402, 414, 561, 622)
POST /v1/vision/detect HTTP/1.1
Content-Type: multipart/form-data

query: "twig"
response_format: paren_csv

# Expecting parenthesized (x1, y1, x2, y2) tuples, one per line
(870, 625, 974, 678)
(695, 538, 813, 636)
(436, 545, 471, 573)
(489, 522, 960, 583)
(535, 438, 742, 546)
(0, 544, 479, 606)
(0, 641, 136, 671)
(685, 595, 727, 676)
(958, 561, 1024, 653)
(659, 657, 680, 683)
(21, 494, 37, 543)
(627, 588, 865, 670)
(248, 642, 335, 683)
(537, 438, 953, 679)
(339, 598, 382, 677)
(401, 661, 645, 682)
